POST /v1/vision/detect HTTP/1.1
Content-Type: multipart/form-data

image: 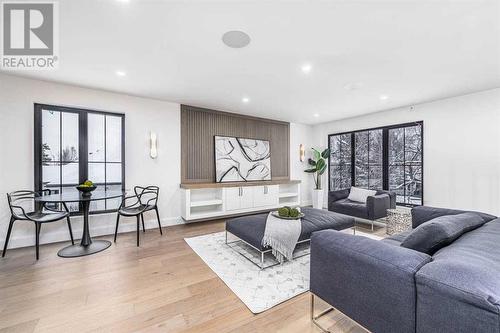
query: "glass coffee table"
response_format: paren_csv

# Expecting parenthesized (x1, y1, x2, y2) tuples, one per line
(35, 190, 124, 258)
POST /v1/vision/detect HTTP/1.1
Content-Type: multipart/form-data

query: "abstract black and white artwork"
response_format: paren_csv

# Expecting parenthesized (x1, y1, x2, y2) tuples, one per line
(215, 136, 271, 182)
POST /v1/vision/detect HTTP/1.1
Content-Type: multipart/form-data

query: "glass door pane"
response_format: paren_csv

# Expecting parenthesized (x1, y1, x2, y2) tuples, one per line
(329, 134, 352, 190)
(41, 109, 80, 195)
(388, 125, 423, 205)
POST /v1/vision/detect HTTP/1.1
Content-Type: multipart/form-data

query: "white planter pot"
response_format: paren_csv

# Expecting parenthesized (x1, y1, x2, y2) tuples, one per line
(312, 189, 324, 209)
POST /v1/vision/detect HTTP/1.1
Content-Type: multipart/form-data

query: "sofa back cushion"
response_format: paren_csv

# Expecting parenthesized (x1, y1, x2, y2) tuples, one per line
(347, 187, 376, 203)
(415, 219, 500, 333)
(411, 205, 496, 229)
(401, 212, 486, 255)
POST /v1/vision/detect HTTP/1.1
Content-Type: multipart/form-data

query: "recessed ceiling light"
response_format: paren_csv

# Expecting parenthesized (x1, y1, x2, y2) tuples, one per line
(242, 97, 250, 103)
(379, 95, 388, 101)
(222, 31, 251, 48)
(115, 70, 126, 77)
(313, 113, 319, 118)
(301, 63, 312, 74)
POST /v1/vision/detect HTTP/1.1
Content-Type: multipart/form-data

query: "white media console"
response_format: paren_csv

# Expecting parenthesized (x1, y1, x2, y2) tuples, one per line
(180, 180, 301, 221)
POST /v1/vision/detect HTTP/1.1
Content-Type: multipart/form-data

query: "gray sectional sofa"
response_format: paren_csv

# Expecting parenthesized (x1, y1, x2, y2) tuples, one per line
(310, 206, 500, 333)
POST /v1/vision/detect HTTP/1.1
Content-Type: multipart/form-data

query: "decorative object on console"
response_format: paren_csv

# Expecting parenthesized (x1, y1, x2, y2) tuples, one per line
(305, 147, 330, 209)
(150, 131, 158, 159)
(299, 144, 305, 162)
(215, 135, 271, 182)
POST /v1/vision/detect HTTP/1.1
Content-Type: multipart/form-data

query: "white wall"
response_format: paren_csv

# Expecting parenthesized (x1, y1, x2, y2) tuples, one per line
(289, 123, 315, 205)
(0, 73, 182, 249)
(312, 89, 500, 215)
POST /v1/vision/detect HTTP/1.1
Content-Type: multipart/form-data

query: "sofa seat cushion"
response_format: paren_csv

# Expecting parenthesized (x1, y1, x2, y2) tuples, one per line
(381, 230, 412, 247)
(415, 219, 500, 332)
(401, 212, 486, 255)
(329, 198, 368, 219)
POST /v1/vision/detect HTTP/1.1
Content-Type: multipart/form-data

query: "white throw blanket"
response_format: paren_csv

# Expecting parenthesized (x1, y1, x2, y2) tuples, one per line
(261, 212, 302, 263)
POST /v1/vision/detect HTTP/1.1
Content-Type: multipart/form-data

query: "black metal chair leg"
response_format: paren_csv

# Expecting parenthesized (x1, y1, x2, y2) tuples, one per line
(35, 223, 41, 260)
(2, 216, 15, 258)
(155, 207, 162, 235)
(136, 215, 140, 247)
(141, 214, 145, 233)
(114, 214, 120, 243)
(66, 217, 75, 245)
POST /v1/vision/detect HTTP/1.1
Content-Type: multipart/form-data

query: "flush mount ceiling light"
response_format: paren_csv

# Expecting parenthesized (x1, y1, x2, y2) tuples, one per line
(313, 113, 319, 118)
(242, 97, 250, 103)
(115, 70, 126, 77)
(301, 63, 312, 74)
(379, 94, 388, 101)
(222, 31, 251, 48)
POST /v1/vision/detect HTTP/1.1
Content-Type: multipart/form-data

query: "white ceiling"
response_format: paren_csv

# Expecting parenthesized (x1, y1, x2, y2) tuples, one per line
(3, 0, 500, 125)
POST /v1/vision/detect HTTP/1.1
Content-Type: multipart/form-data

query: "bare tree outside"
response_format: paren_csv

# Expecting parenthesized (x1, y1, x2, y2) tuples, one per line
(329, 123, 423, 205)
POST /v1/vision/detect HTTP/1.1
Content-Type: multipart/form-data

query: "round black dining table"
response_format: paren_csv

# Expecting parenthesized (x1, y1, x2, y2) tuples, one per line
(35, 190, 124, 258)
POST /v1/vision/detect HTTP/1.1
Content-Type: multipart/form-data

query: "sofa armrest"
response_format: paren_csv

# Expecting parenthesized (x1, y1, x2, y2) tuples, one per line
(328, 189, 350, 206)
(310, 230, 431, 333)
(367, 194, 391, 220)
(376, 190, 396, 208)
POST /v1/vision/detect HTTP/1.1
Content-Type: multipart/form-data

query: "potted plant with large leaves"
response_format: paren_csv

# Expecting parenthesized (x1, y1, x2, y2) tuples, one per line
(305, 148, 330, 209)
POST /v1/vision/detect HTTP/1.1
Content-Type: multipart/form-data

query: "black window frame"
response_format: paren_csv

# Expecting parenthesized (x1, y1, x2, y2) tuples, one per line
(34, 103, 126, 215)
(328, 121, 424, 207)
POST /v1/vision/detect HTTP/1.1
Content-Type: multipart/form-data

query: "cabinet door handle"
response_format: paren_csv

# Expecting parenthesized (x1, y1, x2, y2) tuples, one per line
(264, 186, 268, 194)
(239, 187, 242, 197)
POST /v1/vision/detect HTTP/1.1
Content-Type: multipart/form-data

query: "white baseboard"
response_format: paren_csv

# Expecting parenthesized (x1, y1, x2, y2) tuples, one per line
(1, 215, 183, 251)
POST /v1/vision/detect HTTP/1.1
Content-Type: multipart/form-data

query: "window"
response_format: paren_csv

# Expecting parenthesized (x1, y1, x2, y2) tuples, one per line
(34, 104, 125, 213)
(328, 121, 423, 206)
(355, 129, 383, 190)
(388, 125, 423, 205)
(329, 133, 352, 190)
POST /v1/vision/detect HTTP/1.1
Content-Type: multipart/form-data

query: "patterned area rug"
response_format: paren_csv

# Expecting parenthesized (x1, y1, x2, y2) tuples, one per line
(185, 230, 381, 313)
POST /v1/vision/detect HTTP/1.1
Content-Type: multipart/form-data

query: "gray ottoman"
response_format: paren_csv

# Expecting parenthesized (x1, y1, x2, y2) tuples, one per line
(225, 207, 355, 268)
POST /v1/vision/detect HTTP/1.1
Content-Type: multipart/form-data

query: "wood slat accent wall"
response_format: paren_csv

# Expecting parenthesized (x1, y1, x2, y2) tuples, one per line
(181, 105, 290, 183)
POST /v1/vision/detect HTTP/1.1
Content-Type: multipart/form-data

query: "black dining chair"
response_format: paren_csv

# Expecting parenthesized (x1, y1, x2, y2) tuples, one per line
(3, 190, 74, 260)
(114, 186, 162, 247)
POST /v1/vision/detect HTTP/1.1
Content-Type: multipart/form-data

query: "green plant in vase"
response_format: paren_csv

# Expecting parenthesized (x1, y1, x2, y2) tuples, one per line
(304, 148, 330, 209)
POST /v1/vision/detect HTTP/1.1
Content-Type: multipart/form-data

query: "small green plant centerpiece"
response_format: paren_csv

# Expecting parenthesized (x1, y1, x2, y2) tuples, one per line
(304, 147, 330, 209)
(76, 180, 97, 196)
(273, 206, 304, 220)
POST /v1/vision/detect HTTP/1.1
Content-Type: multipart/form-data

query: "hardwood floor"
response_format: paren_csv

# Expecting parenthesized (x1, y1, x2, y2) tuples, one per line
(0, 220, 384, 333)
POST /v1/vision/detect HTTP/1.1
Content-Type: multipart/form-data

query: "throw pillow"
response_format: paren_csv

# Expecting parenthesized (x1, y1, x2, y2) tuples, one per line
(347, 187, 377, 203)
(401, 212, 486, 255)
